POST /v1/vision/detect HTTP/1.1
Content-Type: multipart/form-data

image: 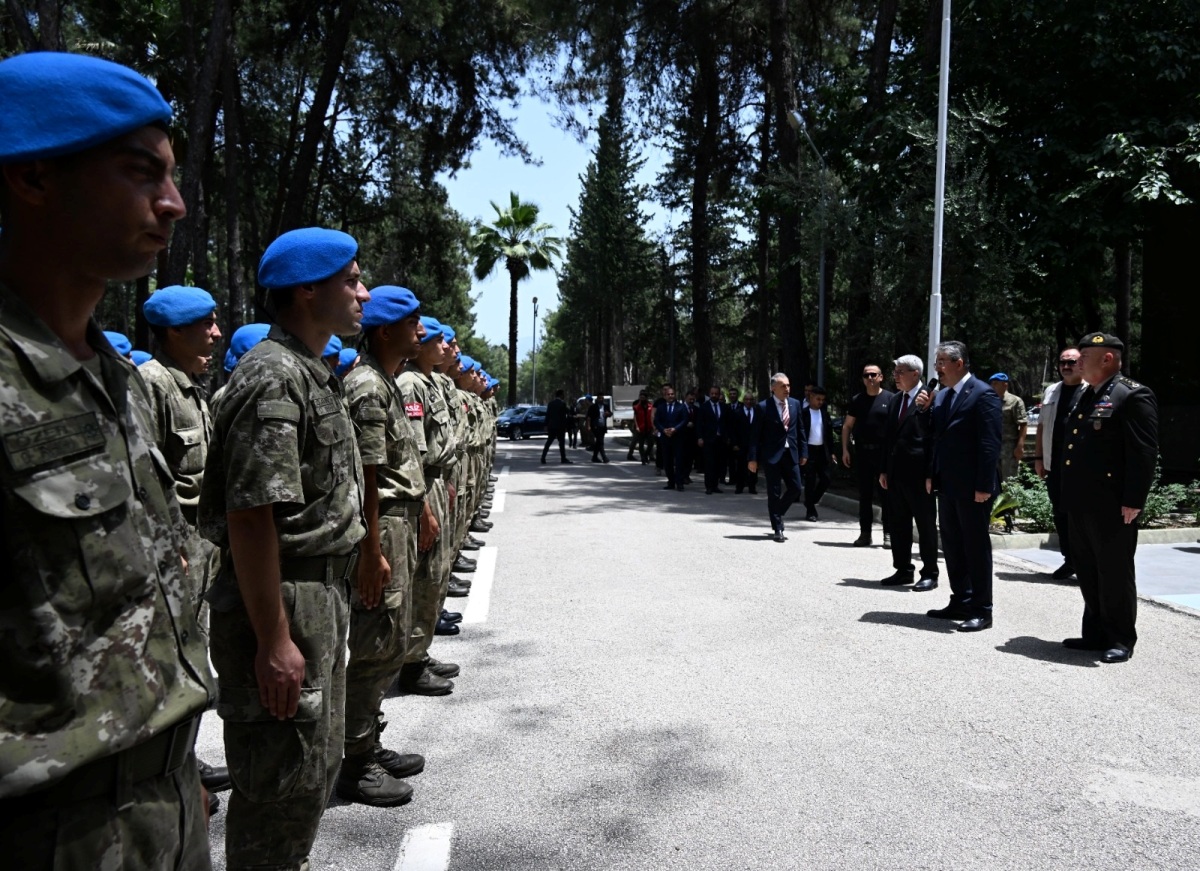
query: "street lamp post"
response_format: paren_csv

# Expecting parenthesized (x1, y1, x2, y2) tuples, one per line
(787, 110, 827, 388)
(531, 296, 539, 405)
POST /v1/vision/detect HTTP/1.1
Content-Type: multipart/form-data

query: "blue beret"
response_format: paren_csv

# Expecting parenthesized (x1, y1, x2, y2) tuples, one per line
(323, 335, 343, 358)
(143, 285, 216, 327)
(458, 354, 476, 371)
(0, 52, 173, 164)
(988, 372, 1009, 382)
(441, 323, 457, 341)
(102, 330, 132, 356)
(258, 228, 357, 290)
(419, 316, 444, 344)
(130, 350, 152, 366)
(361, 286, 421, 328)
(223, 323, 270, 373)
(487, 378, 500, 390)
(334, 347, 360, 377)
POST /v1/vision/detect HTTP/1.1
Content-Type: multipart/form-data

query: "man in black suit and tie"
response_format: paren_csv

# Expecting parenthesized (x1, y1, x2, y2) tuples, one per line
(697, 385, 727, 494)
(801, 386, 835, 520)
(923, 340, 1002, 631)
(879, 355, 939, 589)
(748, 373, 807, 542)
(731, 392, 759, 494)
(654, 385, 690, 490)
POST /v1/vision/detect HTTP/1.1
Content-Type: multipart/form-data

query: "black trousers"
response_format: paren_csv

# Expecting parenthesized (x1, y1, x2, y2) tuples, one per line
(628, 429, 654, 461)
(702, 440, 723, 491)
(855, 446, 888, 536)
(1068, 505, 1138, 650)
(764, 457, 803, 532)
(591, 428, 608, 461)
(803, 450, 831, 510)
(938, 493, 994, 617)
(887, 473, 939, 578)
(660, 434, 687, 486)
(541, 428, 567, 462)
(1045, 468, 1073, 568)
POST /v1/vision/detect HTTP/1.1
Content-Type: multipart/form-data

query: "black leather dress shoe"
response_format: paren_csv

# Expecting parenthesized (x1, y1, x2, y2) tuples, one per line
(853, 535, 872, 547)
(441, 609, 463, 623)
(1101, 647, 1132, 663)
(435, 617, 461, 634)
(880, 572, 915, 586)
(927, 605, 971, 620)
(208, 791, 220, 816)
(461, 538, 480, 551)
(957, 616, 993, 632)
(469, 519, 492, 533)
(773, 530, 786, 543)
(912, 577, 939, 592)
(454, 555, 477, 572)
(446, 580, 470, 597)
(806, 511, 818, 522)
(198, 759, 232, 792)
(427, 657, 460, 678)
(477, 509, 491, 518)
(449, 575, 471, 589)
(560, 459, 574, 464)
(466, 535, 485, 547)
(1050, 563, 1077, 580)
(1062, 637, 1107, 651)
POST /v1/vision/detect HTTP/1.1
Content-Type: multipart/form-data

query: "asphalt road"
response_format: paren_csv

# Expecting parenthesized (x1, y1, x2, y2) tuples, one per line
(198, 437, 1200, 870)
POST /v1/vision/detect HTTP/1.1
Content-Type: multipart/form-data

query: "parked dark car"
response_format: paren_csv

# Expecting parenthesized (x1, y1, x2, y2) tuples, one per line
(497, 405, 547, 440)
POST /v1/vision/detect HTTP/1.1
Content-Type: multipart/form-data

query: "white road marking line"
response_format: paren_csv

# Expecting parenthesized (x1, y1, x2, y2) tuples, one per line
(490, 489, 506, 513)
(461, 547, 497, 624)
(393, 821, 454, 871)
(498, 464, 511, 477)
(502, 451, 512, 459)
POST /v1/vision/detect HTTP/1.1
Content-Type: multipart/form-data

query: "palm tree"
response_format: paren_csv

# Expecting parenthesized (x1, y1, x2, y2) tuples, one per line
(469, 192, 562, 407)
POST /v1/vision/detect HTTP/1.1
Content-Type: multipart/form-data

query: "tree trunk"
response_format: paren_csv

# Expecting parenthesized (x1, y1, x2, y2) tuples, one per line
(223, 41, 245, 337)
(1114, 240, 1132, 374)
(689, 27, 720, 393)
(161, 0, 232, 286)
(278, 0, 358, 233)
(754, 62, 773, 397)
(506, 261, 519, 407)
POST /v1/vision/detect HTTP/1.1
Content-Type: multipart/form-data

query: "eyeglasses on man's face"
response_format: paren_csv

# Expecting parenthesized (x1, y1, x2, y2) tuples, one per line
(1058, 359, 1078, 367)
(863, 372, 881, 379)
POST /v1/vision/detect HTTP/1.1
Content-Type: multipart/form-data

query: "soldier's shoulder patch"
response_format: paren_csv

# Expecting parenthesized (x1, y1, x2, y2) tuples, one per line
(405, 402, 424, 419)
(257, 400, 301, 422)
(1118, 376, 1142, 389)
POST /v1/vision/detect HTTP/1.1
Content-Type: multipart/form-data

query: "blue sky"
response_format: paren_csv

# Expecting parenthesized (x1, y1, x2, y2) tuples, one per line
(439, 96, 668, 361)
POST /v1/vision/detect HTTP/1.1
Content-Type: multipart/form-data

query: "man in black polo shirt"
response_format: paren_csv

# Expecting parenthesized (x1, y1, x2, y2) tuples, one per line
(841, 363, 895, 546)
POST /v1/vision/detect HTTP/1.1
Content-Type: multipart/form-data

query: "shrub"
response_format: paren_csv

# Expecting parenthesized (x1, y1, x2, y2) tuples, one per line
(999, 463, 1056, 533)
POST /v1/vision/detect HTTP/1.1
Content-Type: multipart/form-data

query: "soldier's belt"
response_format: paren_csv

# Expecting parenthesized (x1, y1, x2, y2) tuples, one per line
(279, 550, 359, 583)
(379, 500, 423, 518)
(12, 714, 201, 812)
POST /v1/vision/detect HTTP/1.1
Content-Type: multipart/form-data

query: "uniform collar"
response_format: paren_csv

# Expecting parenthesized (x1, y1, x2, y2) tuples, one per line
(153, 350, 201, 394)
(268, 324, 339, 388)
(0, 281, 123, 385)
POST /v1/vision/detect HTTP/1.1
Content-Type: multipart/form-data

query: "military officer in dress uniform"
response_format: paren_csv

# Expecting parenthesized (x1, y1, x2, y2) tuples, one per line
(0, 51, 215, 868)
(1058, 332, 1158, 664)
(200, 227, 368, 869)
(338, 286, 430, 807)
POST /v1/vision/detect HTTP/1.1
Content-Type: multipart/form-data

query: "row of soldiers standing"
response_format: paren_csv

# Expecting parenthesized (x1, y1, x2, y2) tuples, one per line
(0, 52, 498, 871)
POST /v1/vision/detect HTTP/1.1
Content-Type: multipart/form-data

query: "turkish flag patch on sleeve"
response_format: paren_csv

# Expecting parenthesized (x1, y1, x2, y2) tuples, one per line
(405, 402, 424, 419)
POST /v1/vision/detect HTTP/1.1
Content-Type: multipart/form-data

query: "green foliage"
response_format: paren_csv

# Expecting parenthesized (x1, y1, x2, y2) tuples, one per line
(999, 464, 1056, 533)
(1140, 457, 1195, 528)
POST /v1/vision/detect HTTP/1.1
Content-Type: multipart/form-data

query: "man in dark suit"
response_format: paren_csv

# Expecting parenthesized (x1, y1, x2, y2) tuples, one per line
(1059, 332, 1158, 663)
(541, 389, 573, 464)
(801, 386, 835, 520)
(588, 394, 611, 462)
(654, 385, 690, 490)
(924, 340, 1002, 631)
(730, 392, 759, 493)
(748, 373, 807, 542)
(697, 385, 727, 494)
(879, 355, 939, 589)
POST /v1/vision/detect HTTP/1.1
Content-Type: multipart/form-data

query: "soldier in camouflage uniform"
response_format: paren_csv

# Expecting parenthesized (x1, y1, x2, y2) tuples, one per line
(211, 322, 270, 413)
(396, 317, 461, 694)
(0, 52, 215, 868)
(336, 286, 431, 806)
(140, 285, 233, 799)
(200, 228, 368, 870)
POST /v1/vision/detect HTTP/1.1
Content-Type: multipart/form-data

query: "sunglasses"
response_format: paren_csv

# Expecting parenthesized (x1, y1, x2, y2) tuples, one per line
(863, 373, 881, 379)
(1058, 360, 1078, 367)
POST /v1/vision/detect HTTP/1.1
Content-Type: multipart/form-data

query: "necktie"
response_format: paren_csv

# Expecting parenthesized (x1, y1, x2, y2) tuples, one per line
(669, 402, 674, 415)
(780, 401, 790, 429)
(899, 392, 910, 423)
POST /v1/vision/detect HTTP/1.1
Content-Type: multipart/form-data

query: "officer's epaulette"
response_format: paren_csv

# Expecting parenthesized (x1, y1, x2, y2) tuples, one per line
(1118, 375, 1142, 389)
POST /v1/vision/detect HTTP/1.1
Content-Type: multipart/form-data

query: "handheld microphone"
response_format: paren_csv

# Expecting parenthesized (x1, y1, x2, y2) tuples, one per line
(925, 377, 939, 393)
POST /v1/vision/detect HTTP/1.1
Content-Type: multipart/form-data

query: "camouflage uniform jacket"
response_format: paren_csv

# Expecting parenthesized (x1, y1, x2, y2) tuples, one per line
(200, 327, 366, 606)
(139, 353, 211, 522)
(0, 285, 214, 798)
(344, 353, 424, 504)
(397, 365, 457, 477)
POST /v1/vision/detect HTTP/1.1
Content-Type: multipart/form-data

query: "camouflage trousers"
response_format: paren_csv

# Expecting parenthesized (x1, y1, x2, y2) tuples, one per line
(0, 759, 211, 870)
(345, 512, 416, 757)
(210, 576, 349, 870)
(406, 479, 448, 664)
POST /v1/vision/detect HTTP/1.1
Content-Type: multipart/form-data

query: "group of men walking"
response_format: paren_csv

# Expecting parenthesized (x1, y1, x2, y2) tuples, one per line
(0, 52, 500, 870)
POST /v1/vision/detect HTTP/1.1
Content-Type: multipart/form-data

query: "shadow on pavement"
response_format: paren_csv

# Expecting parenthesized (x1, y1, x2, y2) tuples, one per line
(1176, 546, 1200, 555)
(996, 570, 1077, 588)
(723, 534, 776, 542)
(995, 635, 1099, 668)
(839, 577, 911, 592)
(813, 541, 870, 548)
(859, 610, 958, 633)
